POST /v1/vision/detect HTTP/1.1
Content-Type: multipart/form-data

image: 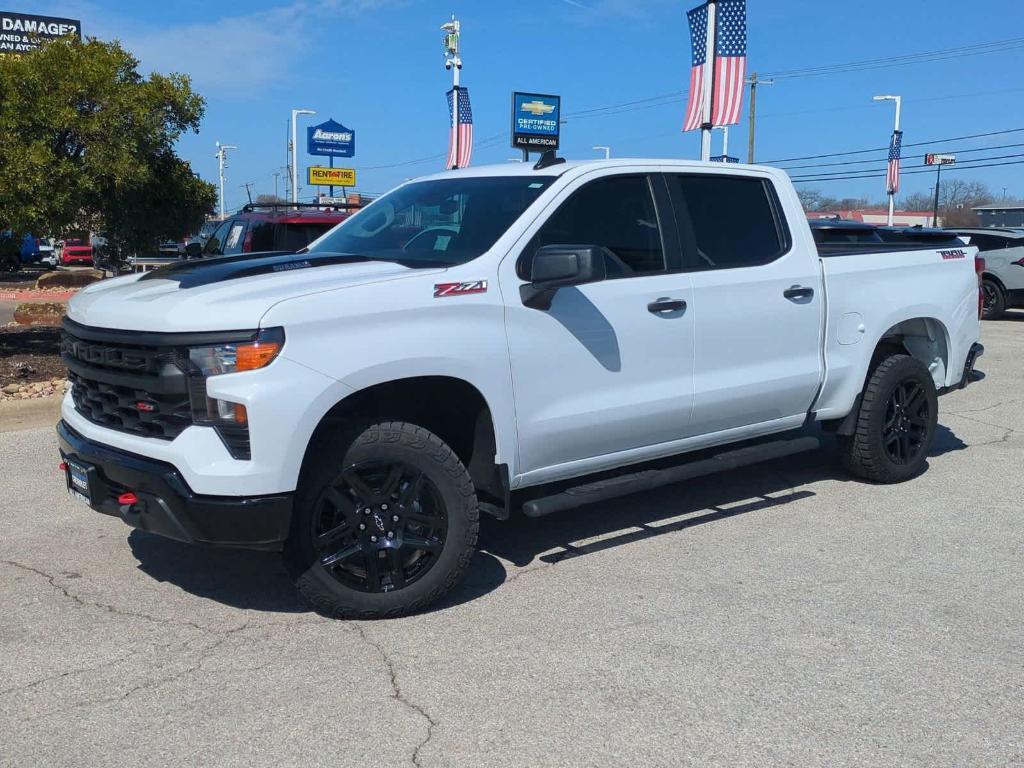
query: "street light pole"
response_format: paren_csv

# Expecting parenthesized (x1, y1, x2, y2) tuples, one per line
(593, 146, 611, 160)
(873, 94, 902, 226)
(214, 142, 237, 220)
(291, 108, 316, 203)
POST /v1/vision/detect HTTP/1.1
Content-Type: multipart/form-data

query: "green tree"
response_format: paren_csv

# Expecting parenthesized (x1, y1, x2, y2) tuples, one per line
(0, 37, 215, 256)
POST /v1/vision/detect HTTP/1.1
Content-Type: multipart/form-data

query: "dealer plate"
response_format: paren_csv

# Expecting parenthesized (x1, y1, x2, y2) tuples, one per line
(65, 459, 93, 506)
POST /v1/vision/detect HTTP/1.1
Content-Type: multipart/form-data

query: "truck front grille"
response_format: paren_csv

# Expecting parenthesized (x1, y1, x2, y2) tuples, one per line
(68, 370, 192, 440)
(62, 329, 192, 441)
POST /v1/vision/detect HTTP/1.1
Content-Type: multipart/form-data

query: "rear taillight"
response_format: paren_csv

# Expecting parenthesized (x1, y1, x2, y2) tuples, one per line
(975, 255, 986, 319)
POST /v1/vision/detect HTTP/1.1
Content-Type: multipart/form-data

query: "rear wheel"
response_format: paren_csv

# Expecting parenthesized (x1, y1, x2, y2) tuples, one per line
(285, 421, 479, 619)
(838, 354, 938, 483)
(981, 278, 1005, 320)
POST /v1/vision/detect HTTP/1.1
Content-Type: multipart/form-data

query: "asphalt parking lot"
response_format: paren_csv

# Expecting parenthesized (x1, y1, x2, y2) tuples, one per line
(1, 315, 1021, 768)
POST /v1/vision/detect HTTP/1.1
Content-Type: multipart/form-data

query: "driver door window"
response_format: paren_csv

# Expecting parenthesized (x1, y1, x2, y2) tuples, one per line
(527, 175, 666, 278)
(203, 221, 231, 256)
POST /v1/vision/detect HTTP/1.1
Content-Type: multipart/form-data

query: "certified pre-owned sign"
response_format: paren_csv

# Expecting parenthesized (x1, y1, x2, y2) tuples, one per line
(0, 12, 81, 56)
(511, 92, 561, 151)
(308, 167, 357, 187)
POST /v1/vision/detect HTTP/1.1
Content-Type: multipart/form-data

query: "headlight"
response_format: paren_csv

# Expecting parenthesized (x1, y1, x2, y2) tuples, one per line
(185, 327, 285, 460)
(188, 327, 284, 376)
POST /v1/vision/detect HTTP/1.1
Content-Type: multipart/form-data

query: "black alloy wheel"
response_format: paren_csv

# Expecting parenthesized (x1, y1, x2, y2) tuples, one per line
(982, 281, 998, 312)
(881, 380, 930, 465)
(286, 421, 479, 619)
(838, 354, 938, 483)
(313, 460, 448, 593)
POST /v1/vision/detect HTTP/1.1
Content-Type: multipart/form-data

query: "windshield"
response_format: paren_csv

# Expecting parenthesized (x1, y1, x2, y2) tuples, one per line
(307, 176, 555, 266)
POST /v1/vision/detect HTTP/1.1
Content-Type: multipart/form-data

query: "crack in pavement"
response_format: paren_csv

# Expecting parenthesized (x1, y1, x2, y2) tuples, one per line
(16, 619, 255, 722)
(353, 624, 437, 768)
(0, 558, 244, 634)
(942, 411, 1017, 445)
(945, 398, 1023, 416)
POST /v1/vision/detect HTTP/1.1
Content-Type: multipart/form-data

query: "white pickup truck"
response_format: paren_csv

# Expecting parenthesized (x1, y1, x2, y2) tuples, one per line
(57, 159, 984, 618)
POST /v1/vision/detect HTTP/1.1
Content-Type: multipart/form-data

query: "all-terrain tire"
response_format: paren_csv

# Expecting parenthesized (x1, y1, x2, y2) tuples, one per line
(981, 278, 1006, 320)
(838, 354, 938, 484)
(284, 421, 479, 619)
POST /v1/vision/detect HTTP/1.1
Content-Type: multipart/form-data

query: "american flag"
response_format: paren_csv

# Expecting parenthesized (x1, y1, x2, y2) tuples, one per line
(446, 87, 473, 170)
(683, 0, 747, 132)
(887, 130, 903, 194)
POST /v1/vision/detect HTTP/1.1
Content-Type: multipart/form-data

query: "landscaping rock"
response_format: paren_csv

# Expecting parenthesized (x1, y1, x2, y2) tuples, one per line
(35, 269, 104, 289)
(13, 302, 66, 326)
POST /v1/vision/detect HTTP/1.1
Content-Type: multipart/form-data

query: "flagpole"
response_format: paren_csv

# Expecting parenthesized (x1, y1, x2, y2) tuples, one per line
(700, 0, 717, 161)
(442, 15, 462, 169)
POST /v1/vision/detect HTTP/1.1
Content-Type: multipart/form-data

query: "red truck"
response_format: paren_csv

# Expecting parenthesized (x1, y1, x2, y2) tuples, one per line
(61, 238, 94, 266)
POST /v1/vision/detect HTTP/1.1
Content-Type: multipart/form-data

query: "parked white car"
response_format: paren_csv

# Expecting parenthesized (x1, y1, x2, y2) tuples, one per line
(952, 228, 1024, 318)
(57, 159, 984, 617)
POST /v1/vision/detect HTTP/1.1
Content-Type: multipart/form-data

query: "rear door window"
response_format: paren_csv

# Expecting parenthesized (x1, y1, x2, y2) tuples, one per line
(669, 175, 790, 270)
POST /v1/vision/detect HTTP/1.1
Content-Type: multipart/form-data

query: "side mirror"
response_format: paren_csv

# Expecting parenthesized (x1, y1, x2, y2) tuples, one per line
(184, 242, 202, 259)
(520, 244, 607, 310)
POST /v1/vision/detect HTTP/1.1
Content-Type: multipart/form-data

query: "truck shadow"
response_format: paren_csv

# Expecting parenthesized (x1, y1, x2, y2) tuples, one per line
(125, 423, 968, 616)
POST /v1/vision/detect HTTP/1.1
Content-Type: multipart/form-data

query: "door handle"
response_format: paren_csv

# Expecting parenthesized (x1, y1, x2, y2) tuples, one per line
(647, 298, 687, 314)
(783, 285, 814, 301)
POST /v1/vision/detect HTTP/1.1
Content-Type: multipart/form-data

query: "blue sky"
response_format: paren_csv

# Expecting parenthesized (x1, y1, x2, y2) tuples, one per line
(10, 0, 1024, 211)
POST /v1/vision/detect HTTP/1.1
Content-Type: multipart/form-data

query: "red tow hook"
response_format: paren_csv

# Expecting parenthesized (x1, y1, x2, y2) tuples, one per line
(118, 492, 140, 512)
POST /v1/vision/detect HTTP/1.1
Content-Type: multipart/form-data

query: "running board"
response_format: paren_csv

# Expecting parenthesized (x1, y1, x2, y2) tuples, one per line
(520, 436, 820, 518)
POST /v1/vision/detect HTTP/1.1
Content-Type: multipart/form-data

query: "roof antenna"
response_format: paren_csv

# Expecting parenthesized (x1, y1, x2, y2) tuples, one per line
(533, 149, 565, 171)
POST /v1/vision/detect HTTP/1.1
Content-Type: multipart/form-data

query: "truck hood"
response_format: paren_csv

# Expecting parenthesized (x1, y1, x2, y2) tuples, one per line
(67, 252, 442, 332)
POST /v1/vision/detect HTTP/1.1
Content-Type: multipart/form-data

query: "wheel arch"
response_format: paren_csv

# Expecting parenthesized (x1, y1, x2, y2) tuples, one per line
(299, 375, 509, 513)
(874, 316, 951, 391)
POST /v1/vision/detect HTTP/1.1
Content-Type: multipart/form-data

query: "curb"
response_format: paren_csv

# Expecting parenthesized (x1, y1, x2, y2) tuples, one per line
(0, 291, 76, 301)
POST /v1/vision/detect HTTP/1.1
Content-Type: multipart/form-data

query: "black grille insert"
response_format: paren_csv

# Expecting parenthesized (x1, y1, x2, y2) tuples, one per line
(69, 371, 192, 440)
(63, 330, 191, 441)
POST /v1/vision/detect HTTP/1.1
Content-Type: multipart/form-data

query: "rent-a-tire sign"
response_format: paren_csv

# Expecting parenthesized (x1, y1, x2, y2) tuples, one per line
(0, 11, 81, 55)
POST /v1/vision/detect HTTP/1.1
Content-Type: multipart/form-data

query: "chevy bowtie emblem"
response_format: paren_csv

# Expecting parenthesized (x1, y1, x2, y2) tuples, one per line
(521, 100, 555, 116)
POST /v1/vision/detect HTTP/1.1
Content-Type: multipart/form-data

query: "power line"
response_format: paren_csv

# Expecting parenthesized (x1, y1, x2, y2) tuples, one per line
(790, 157, 1024, 184)
(764, 128, 1024, 165)
(779, 142, 1024, 172)
(761, 37, 1024, 80)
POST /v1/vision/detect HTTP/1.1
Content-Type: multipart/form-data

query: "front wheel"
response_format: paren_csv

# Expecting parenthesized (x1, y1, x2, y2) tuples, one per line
(285, 421, 479, 619)
(838, 354, 938, 483)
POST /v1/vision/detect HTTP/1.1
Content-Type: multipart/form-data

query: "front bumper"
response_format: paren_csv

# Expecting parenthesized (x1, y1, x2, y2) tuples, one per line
(58, 420, 292, 551)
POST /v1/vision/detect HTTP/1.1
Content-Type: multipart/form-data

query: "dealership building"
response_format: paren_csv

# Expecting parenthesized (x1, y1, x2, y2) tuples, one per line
(972, 204, 1024, 228)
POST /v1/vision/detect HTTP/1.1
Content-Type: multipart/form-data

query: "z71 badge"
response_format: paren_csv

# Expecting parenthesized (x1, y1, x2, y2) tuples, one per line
(434, 280, 488, 298)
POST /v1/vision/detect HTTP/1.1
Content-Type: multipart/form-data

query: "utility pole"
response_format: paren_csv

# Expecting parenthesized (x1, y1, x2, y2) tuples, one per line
(441, 15, 463, 168)
(214, 142, 237, 220)
(745, 72, 773, 164)
(932, 162, 944, 228)
(273, 171, 280, 201)
(291, 108, 316, 203)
